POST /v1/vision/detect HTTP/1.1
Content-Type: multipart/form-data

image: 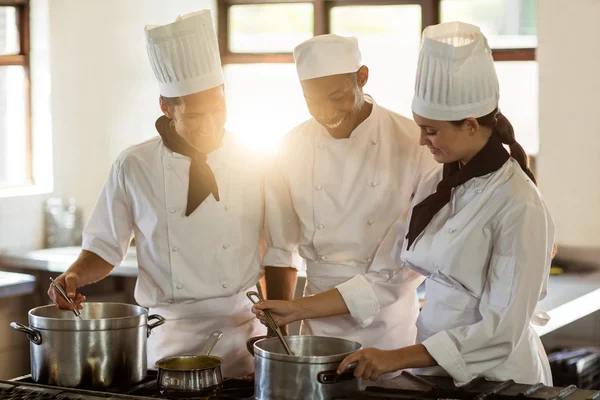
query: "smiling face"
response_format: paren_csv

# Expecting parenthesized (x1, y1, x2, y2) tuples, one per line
(160, 85, 227, 153)
(300, 66, 369, 139)
(413, 112, 491, 165)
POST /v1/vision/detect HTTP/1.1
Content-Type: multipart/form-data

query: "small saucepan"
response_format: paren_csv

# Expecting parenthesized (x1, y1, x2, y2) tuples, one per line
(156, 330, 224, 394)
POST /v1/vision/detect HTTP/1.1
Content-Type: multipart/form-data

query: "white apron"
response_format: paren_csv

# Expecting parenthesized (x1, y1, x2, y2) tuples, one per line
(147, 290, 265, 378)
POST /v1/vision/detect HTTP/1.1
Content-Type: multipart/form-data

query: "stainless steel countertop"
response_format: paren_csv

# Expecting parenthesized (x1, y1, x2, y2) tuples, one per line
(0, 270, 36, 298)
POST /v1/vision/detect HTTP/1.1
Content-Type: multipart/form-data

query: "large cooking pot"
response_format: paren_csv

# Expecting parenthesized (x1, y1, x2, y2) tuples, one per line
(254, 335, 362, 400)
(10, 302, 165, 388)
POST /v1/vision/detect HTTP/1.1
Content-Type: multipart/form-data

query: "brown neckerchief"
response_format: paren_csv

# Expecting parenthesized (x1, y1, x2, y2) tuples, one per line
(155, 116, 220, 216)
(405, 134, 510, 250)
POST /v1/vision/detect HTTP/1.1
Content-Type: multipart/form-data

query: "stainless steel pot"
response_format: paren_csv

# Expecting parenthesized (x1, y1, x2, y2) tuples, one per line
(254, 335, 362, 400)
(10, 302, 165, 388)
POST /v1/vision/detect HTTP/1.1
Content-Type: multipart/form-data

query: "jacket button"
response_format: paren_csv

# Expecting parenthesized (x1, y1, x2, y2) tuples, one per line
(169, 208, 176, 214)
(315, 185, 322, 190)
(222, 283, 229, 288)
(225, 205, 230, 211)
(367, 257, 373, 262)
(318, 144, 324, 149)
(171, 246, 179, 252)
(165, 165, 172, 170)
(448, 228, 457, 234)
(176, 284, 183, 289)
(371, 139, 379, 145)
(320, 255, 327, 261)
(371, 181, 379, 187)
(317, 224, 324, 229)
(476, 189, 483, 194)
(367, 220, 374, 225)
(222, 244, 229, 249)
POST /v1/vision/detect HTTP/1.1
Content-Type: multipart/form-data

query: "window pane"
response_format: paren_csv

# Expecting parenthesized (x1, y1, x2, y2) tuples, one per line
(0, 66, 28, 187)
(330, 5, 422, 118)
(495, 61, 538, 154)
(224, 64, 311, 152)
(229, 4, 314, 53)
(0, 7, 20, 55)
(441, 0, 537, 48)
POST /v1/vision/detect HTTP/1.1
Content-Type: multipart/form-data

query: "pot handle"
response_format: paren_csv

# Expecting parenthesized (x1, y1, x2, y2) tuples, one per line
(147, 314, 166, 337)
(317, 363, 357, 385)
(10, 322, 42, 345)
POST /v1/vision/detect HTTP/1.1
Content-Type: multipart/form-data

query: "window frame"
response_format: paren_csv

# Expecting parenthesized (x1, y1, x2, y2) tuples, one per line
(217, 0, 536, 63)
(0, 0, 32, 186)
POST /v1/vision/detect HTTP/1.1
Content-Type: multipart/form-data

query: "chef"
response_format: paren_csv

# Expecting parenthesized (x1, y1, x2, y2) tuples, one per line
(305, 22, 554, 385)
(47, 10, 266, 377)
(259, 34, 436, 362)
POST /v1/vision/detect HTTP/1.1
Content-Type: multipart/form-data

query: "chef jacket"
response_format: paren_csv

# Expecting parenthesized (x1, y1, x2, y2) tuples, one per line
(262, 96, 436, 354)
(81, 133, 266, 376)
(399, 158, 554, 385)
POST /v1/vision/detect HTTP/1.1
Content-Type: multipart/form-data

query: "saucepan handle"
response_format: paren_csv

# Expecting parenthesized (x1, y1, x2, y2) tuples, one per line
(317, 363, 357, 384)
(147, 314, 166, 337)
(10, 322, 42, 345)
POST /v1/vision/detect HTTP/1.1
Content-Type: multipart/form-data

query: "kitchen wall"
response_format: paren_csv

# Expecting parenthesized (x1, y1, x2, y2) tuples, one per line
(0, 0, 216, 252)
(537, 0, 600, 251)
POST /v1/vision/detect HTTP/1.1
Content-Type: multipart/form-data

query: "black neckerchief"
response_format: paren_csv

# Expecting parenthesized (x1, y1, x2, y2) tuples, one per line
(156, 116, 220, 216)
(406, 134, 509, 249)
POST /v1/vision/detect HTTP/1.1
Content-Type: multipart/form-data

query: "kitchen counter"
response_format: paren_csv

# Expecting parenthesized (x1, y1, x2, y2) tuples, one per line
(0, 271, 36, 298)
(1, 247, 599, 337)
(0, 246, 139, 277)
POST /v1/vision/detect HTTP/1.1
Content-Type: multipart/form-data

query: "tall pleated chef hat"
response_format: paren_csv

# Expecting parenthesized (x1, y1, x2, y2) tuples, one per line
(412, 21, 499, 121)
(145, 10, 224, 97)
(293, 34, 362, 81)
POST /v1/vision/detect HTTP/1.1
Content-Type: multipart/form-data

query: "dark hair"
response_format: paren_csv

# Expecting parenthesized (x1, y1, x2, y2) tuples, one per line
(451, 109, 537, 185)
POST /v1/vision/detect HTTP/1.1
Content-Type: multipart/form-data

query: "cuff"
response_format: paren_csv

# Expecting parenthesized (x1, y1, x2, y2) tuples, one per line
(261, 247, 301, 269)
(81, 235, 123, 267)
(422, 330, 471, 385)
(335, 275, 379, 328)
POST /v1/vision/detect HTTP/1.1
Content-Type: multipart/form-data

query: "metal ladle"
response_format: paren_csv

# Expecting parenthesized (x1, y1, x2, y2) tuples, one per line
(49, 277, 82, 319)
(246, 291, 294, 356)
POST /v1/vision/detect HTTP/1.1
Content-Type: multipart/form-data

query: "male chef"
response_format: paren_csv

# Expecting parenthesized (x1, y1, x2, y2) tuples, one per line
(47, 10, 269, 377)
(261, 34, 437, 363)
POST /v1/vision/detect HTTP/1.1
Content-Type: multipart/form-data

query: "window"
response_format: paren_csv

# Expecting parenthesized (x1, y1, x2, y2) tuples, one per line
(0, 0, 31, 188)
(219, 0, 538, 154)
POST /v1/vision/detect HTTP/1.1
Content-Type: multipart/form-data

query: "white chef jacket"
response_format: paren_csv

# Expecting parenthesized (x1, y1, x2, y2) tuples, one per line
(81, 133, 266, 377)
(263, 96, 436, 354)
(398, 158, 554, 386)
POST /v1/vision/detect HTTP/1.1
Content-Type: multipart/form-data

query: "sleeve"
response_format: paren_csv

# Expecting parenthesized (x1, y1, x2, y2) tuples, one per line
(260, 150, 303, 270)
(335, 215, 425, 328)
(421, 203, 555, 385)
(81, 156, 135, 266)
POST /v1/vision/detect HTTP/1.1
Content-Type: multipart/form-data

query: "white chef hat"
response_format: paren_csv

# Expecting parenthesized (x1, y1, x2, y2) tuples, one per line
(412, 21, 499, 121)
(145, 10, 224, 98)
(293, 34, 362, 81)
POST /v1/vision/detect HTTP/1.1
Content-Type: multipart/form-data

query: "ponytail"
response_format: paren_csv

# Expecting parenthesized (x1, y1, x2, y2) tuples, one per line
(493, 110, 537, 185)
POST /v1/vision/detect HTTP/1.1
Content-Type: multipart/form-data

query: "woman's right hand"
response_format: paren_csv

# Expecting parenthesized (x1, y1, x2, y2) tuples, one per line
(252, 300, 302, 328)
(47, 272, 86, 311)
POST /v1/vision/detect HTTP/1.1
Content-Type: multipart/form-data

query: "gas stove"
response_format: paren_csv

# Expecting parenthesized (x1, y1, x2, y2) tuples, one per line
(2, 371, 600, 400)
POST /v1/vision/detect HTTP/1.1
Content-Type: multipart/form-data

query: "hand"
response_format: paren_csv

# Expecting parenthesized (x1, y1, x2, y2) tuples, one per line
(47, 272, 86, 311)
(252, 300, 301, 328)
(337, 348, 402, 381)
